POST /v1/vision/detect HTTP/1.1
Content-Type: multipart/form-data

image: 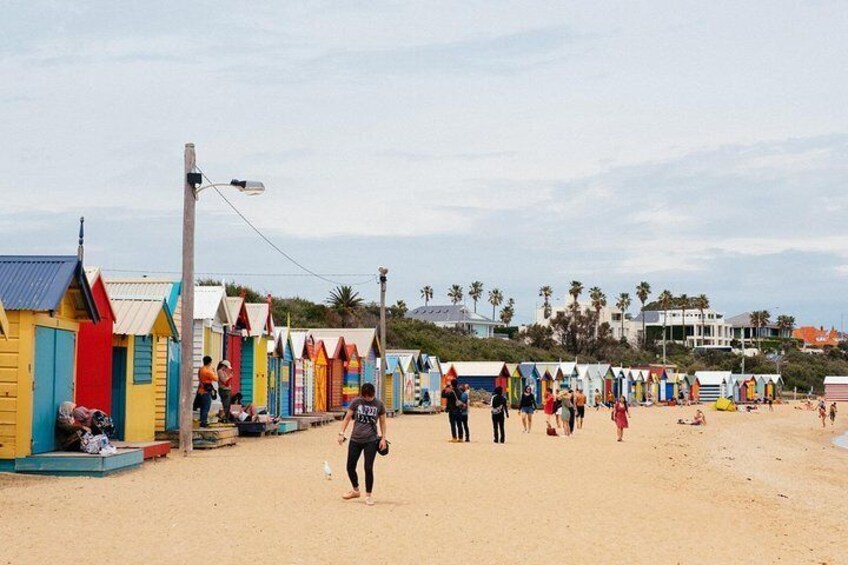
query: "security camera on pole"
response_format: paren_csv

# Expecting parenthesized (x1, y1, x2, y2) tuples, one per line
(180, 143, 266, 456)
(377, 266, 389, 402)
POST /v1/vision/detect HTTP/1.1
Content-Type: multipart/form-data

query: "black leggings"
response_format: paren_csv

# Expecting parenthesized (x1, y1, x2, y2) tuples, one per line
(347, 440, 377, 493)
(492, 413, 505, 443)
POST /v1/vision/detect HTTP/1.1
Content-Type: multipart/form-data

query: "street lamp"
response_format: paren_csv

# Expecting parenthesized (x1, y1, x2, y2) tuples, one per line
(180, 143, 265, 456)
(377, 267, 388, 403)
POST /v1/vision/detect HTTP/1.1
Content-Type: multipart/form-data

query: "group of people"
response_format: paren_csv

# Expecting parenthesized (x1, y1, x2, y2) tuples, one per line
(194, 355, 259, 427)
(438, 383, 634, 442)
(818, 398, 837, 427)
(441, 380, 472, 442)
(56, 401, 116, 454)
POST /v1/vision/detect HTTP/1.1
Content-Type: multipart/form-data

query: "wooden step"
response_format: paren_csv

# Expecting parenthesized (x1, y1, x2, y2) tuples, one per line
(14, 449, 144, 477)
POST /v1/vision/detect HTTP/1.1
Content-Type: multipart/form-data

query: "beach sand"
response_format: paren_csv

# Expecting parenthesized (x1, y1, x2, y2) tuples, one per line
(1, 404, 846, 564)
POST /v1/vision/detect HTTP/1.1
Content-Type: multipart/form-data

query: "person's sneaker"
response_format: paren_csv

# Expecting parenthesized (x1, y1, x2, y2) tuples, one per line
(342, 490, 361, 500)
(365, 496, 375, 506)
(464, 438, 470, 442)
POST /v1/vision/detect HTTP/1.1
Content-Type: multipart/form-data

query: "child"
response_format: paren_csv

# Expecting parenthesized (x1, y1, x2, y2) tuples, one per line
(829, 402, 837, 426)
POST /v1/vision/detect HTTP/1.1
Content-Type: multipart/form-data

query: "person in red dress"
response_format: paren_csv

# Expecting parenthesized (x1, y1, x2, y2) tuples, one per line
(543, 390, 555, 427)
(612, 395, 630, 442)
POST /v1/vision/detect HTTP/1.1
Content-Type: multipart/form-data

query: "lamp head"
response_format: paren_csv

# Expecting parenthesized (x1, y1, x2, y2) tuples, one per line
(230, 179, 265, 196)
(378, 266, 389, 276)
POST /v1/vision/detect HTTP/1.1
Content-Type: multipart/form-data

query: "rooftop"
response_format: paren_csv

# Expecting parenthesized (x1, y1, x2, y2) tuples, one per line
(408, 304, 499, 325)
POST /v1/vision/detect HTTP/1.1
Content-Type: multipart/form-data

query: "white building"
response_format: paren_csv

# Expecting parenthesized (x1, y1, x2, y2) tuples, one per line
(535, 298, 632, 343)
(408, 304, 500, 338)
(629, 308, 732, 348)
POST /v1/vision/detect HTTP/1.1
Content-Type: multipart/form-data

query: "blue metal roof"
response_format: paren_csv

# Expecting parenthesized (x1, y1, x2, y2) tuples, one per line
(518, 362, 539, 379)
(0, 256, 99, 321)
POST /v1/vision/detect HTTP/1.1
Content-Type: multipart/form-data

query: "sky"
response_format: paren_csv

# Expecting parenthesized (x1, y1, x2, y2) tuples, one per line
(2, 1, 847, 327)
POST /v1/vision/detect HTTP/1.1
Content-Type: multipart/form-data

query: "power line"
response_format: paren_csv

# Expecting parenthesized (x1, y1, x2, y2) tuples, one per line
(102, 268, 374, 278)
(194, 166, 376, 287)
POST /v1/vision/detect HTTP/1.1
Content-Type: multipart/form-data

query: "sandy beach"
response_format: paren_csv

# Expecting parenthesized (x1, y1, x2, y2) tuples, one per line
(1, 404, 846, 565)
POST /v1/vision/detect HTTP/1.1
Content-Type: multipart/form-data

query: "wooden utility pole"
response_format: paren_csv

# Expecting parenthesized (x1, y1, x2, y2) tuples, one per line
(180, 143, 196, 455)
(378, 268, 388, 401)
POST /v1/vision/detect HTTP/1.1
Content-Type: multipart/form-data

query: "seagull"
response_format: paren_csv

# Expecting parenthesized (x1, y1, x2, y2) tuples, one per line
(323, 460, 332, 480)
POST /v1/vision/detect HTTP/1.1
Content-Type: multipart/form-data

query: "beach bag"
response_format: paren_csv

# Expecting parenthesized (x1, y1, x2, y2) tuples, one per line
(81, 433, 111, 454)
(491, 396, 503, 415)
(546, 424, 558, 437)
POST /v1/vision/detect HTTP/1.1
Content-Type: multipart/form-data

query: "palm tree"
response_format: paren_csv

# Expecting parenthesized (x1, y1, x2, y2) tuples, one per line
(692, 294, 709, 346)
(468, 281, 484, 313)
(539, 285, 553, 319)
(776, 314, 796, 339)
(568, 281, 583, 316)
(488, 288, 504, 320)
(447, 285, 463, 305)
(420, 285, 434, 306)
(326, 285, 364, 327)
(394, 299, 408, 317)
(750, 310, 771, 351)
(636, 281, 652, 348)
(677, 293, 689, 347)
(616, 292, 631, 342)
(658, 290, 674, 363)
(500, 298, 515, 325)
(589, 287, 607, 340)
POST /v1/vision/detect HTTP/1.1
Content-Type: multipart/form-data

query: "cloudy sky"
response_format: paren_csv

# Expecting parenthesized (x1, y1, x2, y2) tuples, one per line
(2, 1, 847, 326)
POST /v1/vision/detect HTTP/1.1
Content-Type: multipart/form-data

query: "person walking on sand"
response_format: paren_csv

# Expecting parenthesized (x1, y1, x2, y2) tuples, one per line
(458, 383, 471, 442)
(567, 389, 577, 434)
(575, 388, 587, 429)
(559, 390, 573, 437)
(818, 398, 827, 428)
(519, 386, 537, 433)
(612, 394, 630, 442)
(594, 389, 602, 410)
(442, 380, 462, 442)
(553, 390, 564, 432)
(543, 389, 555, 428)
(829, 402, 837, 426)
(338, 383, 387, 507)
(491, 386, 509, 443)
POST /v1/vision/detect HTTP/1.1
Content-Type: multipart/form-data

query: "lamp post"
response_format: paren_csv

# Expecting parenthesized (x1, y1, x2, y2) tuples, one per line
(180, 142, 265, 456)
(377, 267, 388, 402)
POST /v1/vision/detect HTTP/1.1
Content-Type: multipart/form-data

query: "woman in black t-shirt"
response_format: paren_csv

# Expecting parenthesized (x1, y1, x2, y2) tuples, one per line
(490, 386, 509, 443)
(338, 383, 387, 506)
(519, 386, 537, 433)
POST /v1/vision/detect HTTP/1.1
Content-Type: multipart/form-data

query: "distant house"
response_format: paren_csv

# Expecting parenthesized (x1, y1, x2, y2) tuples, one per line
(793, 326, 842, 352)
(408, 305, 500, 338)
(727, 312, 792, 341)
(630, 309, 732, 348)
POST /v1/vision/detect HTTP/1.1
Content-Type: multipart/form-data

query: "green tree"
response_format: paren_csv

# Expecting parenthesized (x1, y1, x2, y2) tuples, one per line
(391, 299, 408, 318)
(658, 289, 674, 362)
(469, 281, 484, 313)
(693, 294, 710, 346)
(326, 285, 364, 328)
(776, 314, 796, 339)
(616, 292, 632, 343)
(500, 298, 515, 326)
(447, 284, 463, 305)
(488, 288, 504, 320)
(678, 293, 690, 346)
(589, 286, 607, 340)
(420, 285, 434, 306)
(539, 285, 553, 319)
(569, 281, 583, 311)
(636, 281, 652, 349)
(750, 310, 772, 352)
